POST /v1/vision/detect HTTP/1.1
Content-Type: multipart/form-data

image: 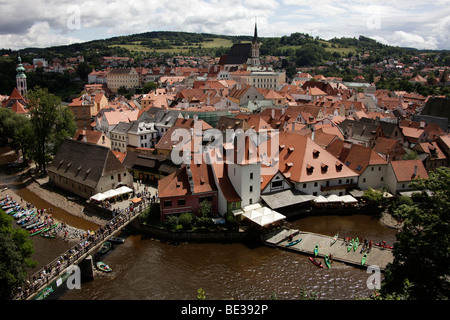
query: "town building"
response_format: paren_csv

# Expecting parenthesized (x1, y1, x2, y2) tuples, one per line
(219, 22, 261, 71)
(262, 131, 359, 197)
(73, 129, 111, 149)
(385, 159, 428, 194)
(69, 93, 108, 130)
(106, 67, 140, 93)
(326, 140, 388, 190)
(48, 139, 133, 199)
(158, 161, 218, 221)
(1, 88, 28, 115)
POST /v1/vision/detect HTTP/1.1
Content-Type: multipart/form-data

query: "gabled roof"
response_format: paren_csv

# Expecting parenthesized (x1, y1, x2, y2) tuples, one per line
(390, 160, 428, 182)
(264, 131, 358, 183)
(372, 136, 405, 156)
(326, 140, 387, 174)
(158, 162, 217, 198)
(224, 43, 252, 65)
(416, 141, 446, 160)
(73, 129, 105, 144)
(47, 139, 127, 188)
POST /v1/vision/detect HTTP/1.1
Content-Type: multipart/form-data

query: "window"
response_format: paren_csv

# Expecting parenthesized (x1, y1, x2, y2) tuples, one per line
(314, 182, 318, 187)
(178, 199, 186, 206)
(381, 177, 384, 181)
(363, 178, 366, 182)
(164, 200, 172, 207)
(271, 181, 283, 189)
(249, 198, 253, 204)
(303, 183, 307, 188)
(250, 172, 253, 180)
(250, 186, 253, 192)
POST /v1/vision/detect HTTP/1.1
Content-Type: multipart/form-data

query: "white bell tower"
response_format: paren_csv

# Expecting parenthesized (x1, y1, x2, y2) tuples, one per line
(16, 55, 27, 99)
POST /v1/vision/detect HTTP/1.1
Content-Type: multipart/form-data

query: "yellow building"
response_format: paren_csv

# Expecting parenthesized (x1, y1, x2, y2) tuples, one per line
(69, 93, 108, 130)
(107, 67, 140, 93)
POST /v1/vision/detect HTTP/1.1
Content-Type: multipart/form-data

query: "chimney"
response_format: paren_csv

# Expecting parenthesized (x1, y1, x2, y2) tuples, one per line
(271, 108, 275, 119)
(413, 165, 418, 177)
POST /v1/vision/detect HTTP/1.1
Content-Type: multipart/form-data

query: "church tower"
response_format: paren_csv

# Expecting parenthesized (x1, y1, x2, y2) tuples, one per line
(250, 22, 260, 66)
(16, 55, 27, 99)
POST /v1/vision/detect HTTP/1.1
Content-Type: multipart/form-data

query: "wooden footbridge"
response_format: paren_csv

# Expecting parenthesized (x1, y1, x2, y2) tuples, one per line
(14, 206, 144, 300)
(265, 229, 394, 271)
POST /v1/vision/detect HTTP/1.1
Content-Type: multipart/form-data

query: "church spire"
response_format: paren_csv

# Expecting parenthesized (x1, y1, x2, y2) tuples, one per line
(253, 20, 258, 44)
(250, 19, 260, 67)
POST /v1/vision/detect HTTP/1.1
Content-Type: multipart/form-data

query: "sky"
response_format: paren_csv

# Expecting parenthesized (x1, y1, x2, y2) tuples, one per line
(1, 0, 450, 51)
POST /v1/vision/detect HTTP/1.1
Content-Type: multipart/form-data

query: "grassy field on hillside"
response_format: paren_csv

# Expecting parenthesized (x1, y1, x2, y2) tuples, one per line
(110, 38, 234, 54)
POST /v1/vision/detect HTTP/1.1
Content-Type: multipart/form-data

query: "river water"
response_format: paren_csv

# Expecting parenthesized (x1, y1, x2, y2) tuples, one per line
(1, 153, 397, 301)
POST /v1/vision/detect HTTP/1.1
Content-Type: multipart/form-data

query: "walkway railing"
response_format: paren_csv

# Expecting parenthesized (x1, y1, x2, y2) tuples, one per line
(13, 203, 148, 300)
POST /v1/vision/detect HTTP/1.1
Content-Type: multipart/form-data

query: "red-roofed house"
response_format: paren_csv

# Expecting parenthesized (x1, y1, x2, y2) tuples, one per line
(326, 140, 388, 190)
(158, 162, 218, 220)
(414, 141, 448, 171)
(386, 159, 428, 194)
(263, 131, 359, 196)
(1, 88, 29, 116)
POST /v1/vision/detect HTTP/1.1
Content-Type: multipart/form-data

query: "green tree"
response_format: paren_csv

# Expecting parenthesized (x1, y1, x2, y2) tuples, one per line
(362, 188, 383, 205)
(76, 61, 93, 81)
(380, 167, 450, 299)
(27, 87, 76, 173)
(0, 210, 36, 300)
(143, 81, 158, 93)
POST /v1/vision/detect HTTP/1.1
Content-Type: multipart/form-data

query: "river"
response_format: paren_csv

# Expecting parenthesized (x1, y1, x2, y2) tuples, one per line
(1, 152, 397, 300)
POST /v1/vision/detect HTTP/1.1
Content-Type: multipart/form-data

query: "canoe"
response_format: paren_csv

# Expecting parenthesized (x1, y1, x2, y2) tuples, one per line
(29, 223, 48, 236)
(109, 237, 125, 244)
(374, 242, 393, 249)
(39, 222, 59, 235)
(98, 241, 112, 255)
(347, 239, 353, 252)
(353, 237, 359, 251)
(324, 254, 331, 269)
(309, 257, 323, 268)
(17, 210, 36, 225)
(331, 233, 338, 246)
(314, 244, 319, 257)
(286, 238, 302, 247)
(96, 261, 112, 273)
(361, 253, 367, 266)
(41, 232, 56, 239)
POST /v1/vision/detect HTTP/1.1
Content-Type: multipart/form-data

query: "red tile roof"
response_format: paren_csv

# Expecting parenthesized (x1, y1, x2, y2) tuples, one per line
(390, 159, 428, 182)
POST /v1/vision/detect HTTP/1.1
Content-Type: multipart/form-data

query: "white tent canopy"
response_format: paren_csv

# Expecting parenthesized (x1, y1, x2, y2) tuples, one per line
(314, 195, 328, 203)
(340, 195, 358, 203)
(89, 186, 133, 202)
(326, 194, 343, 202)
(237, 203, 286, 227)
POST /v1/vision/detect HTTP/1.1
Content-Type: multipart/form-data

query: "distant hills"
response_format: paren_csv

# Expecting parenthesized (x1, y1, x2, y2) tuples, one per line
(3, 30, 444, 59)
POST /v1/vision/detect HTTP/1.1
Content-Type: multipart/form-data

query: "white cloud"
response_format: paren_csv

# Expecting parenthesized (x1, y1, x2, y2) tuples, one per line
(0, 0, 449, 50)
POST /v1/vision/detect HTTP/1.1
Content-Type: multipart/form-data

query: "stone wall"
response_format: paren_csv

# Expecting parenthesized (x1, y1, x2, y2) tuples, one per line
(130, 219, 248, 243)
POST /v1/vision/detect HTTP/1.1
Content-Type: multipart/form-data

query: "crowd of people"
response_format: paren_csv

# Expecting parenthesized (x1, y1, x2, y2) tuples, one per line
(13, 200, 147, 300)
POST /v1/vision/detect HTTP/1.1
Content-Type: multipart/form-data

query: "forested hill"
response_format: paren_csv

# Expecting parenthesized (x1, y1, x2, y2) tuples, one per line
(1, 31, 438, 60)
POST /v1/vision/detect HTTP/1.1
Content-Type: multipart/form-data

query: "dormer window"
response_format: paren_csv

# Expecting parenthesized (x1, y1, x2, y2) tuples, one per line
(306, 164, 314, 175)
(335, 162, 343, 172)
(321, 163, 328, 173)
(313, 149, 320, 158)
